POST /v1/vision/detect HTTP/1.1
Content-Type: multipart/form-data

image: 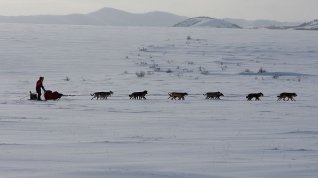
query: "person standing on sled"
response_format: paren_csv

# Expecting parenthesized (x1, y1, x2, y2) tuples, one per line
(36, 77, 46, 100)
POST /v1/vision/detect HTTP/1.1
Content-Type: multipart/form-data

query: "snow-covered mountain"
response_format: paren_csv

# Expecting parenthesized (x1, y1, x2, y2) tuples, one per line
(294, 19, 318, 30)
(0, 7, 315, 30)
(174, 17, 241, 28)
(0, 7, 187, 27)
(224, 18, 299, 28)
(264, 19, 318, 31)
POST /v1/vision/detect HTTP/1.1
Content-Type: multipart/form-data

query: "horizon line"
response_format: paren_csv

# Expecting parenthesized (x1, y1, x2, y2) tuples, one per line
(0, 6, 309, 23)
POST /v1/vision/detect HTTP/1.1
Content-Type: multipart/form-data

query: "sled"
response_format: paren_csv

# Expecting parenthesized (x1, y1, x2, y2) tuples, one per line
(29, 90, 76, 101)
(44, 90, 64, 101)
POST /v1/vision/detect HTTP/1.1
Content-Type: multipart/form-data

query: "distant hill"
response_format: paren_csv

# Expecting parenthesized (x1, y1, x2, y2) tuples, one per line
(224, 18, 299, 28)
(294, 19, 318, 30)
(0, 7, 315, 30)
(0, 7, 187, 27)
(264, 19, 318, 31)
(174, 17, 241, 28)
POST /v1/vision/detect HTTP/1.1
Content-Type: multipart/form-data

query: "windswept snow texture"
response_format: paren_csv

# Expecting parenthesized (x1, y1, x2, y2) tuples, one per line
(1, 24, 318, 178)
(174, 17, 241, 28)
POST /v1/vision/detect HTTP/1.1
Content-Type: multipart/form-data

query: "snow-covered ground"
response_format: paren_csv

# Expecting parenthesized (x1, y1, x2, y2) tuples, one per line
(0, 23, 318, 178)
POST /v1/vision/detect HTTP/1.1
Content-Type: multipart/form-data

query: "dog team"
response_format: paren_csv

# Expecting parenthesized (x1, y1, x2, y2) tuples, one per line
(90, 91, 297, 101)
(33, 76, 297, 101)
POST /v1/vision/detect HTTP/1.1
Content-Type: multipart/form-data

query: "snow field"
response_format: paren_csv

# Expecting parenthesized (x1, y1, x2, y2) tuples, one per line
(0, 24, 318, 178)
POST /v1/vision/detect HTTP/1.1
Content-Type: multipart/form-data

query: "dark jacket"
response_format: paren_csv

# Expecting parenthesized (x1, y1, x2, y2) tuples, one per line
(36, 79, 45, 91)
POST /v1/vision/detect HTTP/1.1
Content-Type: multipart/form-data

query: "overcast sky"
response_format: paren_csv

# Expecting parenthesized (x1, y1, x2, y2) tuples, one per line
(0, 0, 316, 22)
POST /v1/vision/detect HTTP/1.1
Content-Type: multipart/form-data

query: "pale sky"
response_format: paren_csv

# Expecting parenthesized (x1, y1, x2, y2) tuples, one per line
(0, 0, 316, 21)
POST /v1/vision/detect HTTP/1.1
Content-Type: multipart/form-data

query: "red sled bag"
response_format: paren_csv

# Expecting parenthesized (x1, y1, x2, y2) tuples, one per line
(44, 90, 63, 101)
